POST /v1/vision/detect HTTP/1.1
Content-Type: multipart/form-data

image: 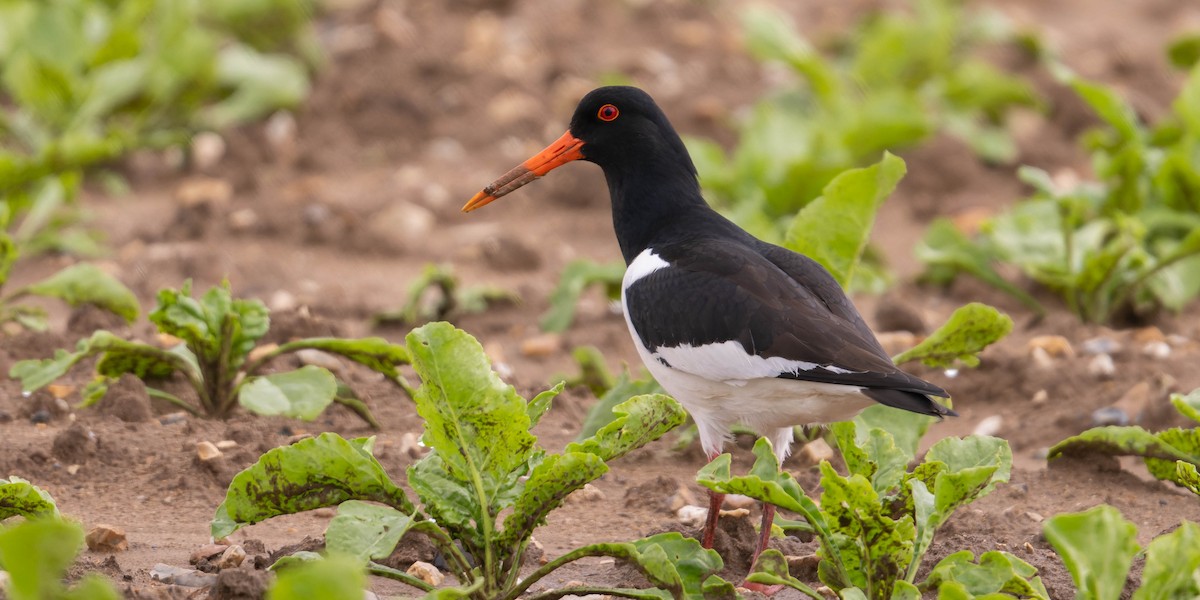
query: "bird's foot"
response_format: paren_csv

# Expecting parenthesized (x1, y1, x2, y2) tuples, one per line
(740, 581, 785, 596)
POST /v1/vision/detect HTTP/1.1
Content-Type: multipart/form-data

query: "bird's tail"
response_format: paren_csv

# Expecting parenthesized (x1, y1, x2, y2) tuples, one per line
(863, 388, 957, 418)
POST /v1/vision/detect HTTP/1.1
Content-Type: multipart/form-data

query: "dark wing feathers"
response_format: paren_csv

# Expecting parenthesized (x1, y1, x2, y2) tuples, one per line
(626, 236, 949, 405)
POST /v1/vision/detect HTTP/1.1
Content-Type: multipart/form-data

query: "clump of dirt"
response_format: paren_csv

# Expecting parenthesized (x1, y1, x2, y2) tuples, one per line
(98, 374, 153, 423)
(208, 566, 272, 600)
(51, 423, 97, 464)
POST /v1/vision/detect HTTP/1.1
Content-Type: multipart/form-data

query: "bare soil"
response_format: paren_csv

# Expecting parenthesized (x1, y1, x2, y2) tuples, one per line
(2, 0, 1200, 598)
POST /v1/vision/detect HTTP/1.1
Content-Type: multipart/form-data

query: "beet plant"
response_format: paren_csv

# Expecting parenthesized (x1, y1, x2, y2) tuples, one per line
(9, 280, 409, 425)
(211, 322, 734, 599)
(699, 424, 1039, 598)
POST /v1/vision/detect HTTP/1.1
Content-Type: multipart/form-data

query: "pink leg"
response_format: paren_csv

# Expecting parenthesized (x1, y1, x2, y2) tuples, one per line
(702, 488, 725, 549)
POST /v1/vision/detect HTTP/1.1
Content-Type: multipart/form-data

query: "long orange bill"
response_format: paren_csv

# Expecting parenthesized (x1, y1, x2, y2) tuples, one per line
(462, 130, 585, 212)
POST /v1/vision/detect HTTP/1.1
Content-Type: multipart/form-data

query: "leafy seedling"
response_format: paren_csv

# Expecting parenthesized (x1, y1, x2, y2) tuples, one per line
(10, 280, 409, 424)
(372, 263, 517, 326)
(1043, 505, 1200, 599)
(919, 61, 1200, 323)
(892, 302, 1013, 368)
(0, 477, 60, 522)
(540, 258, 625, 333)
(700, 427, 1025, 599)
(0, 519, 121, 600)
(1048, 387, 1200, 491)
(686, 1, 1040, 242)
(213, 322, 730, 599)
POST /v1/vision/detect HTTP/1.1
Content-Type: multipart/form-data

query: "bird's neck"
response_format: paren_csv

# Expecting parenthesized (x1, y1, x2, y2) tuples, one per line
(605, 164, 712, 265)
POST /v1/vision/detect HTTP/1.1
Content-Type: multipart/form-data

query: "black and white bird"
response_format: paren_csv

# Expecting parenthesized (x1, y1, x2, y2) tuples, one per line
(464, 86, 953, 564)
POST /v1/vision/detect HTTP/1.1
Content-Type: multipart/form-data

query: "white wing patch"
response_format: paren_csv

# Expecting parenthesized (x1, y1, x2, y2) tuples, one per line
(652, 340, 858, 383)
(623, 248, 670, 289)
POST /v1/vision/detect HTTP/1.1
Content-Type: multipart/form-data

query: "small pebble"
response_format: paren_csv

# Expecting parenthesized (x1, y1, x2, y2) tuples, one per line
(196, 441, 222, 461)
(668, 485, 698, 513)
(47, 384, 74, 399)
(296, 349, 343, 373)
(150, 563, 217, 588)
(86, 524, 128, 552)
(1030, 347, 1055, 370)
(215, 440, 238, 451)
(1132, 326, 1165, 344)
(1028, 335, 1074, 357)
(313, 507, 336, 518)
(722, 494, 757, 510)
(191, 132, 226, 170)
(1087, 354, 1116, 379)
(30, 410, 51, 424)
(1142, 341, 1171, 359)
(1080, 337, 1121, 355)
(677, 505, 708, 527)
(1031, 389, 1048, 404)
(67, 464, 80, 476)
(406, 561, 444, 586)
(1091, 406, 1128, 427)
(798, 439, 834, 465)
(269, 290, 297, 312)
(972, 415, 1004, 437)
(520, 333, 562, 358)
(217, 545, 246, 569)
(191, 544, 228, 564)
(566, 483, 605, 503)
(398, 432, 426, 459)
(159, 412, 188, 426)
(1023, 511, 1044, 523)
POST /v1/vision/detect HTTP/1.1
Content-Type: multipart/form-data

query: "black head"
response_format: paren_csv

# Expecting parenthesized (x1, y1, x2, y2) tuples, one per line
(567, 86, 696, 177)
(463, 86, 699, 212)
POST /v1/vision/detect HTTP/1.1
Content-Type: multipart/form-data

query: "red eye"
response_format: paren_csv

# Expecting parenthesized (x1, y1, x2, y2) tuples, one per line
(597, 104, 619, 122)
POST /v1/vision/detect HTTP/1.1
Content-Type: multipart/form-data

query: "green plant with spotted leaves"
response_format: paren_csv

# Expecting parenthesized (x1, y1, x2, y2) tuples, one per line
(1049, 387, 1200, 494)
(699, 427, 1033, 599)
(211, 322, 732, 600)
(9, 280, 408, 424)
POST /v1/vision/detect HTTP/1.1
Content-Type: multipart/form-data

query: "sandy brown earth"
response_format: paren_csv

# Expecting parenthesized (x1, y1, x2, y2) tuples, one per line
(2, 0, 1200, 598)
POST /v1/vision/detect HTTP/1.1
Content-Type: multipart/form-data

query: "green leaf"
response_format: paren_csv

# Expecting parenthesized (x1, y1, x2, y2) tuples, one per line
(583, 533, 724, 599)
(213, 433, 411, 539)
(893, 303, 1012, 368)
(577, 370, 664, 439)
(276, 337, 410, 378)
(1043, 505, 1139, 600)
(267, 553, 365, 600)
(9, 330, 188, 393)
(0, 476, 59, 521)
(697, 438, 821, 519)
(818, 461, 914, 594)
(149, 281, 269, 369)
(924, 550, 1048, 599)
(745, 549, 824, 597)
(527, 382, 563, 428)
(0, 519, 118, 600)
(1168, 34, 1200, 70)
(925, 435, 1012, 502)
(540, 259, 625, 333)
(406, 453, 477, 531)
(1170, 388, 1200, 424)
(1067, 75, 1142, 141)
(852, 404, 934, 460)
(325, 500, 415, 561)
(238, 366, 338, 420)
(1048, 426, 1199, 464)
(0, 231, 16, 288)
(830, 421, 909, 495)
(567, 394, 686, 462)
(205, 44, 309, 128)
(915, 219, 1044, 314)
(499, 452, 608, 547)
(785, 152, 906, 288)
(1176, 461, 1200, 496)
(406, 322, 536, 497)
(23, 263, 139, 323)
(1133, 521, 1200, 600)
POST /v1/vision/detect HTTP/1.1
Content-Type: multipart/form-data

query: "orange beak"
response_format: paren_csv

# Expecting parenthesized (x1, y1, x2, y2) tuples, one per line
(462, 130, 585, 212)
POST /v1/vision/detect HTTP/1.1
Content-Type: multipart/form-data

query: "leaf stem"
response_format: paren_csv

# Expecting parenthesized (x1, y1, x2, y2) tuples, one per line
(412, 521, 474, 581)
(498, 546, 613, 600)
(145, 387, 200, 415)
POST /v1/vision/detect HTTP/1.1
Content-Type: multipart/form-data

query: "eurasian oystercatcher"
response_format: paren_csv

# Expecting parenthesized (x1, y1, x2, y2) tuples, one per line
(464, 86, 953, 565)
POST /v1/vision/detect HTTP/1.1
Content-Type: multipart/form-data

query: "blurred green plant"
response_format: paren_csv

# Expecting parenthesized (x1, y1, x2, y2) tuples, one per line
(1049, 387, 1200, 493)
(920, 61, 1200, 323)
(10, 280, 408, 425)
(686, 0, 1040, 246)
(1044, 505, 1200, 599)
(372, 263, 518, 327)
(0, 479, 122, 600)
(0, 0, 318, 263)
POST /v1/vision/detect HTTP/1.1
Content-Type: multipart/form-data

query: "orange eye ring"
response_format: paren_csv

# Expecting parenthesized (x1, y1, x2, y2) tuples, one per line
(597, 104, 619, 122)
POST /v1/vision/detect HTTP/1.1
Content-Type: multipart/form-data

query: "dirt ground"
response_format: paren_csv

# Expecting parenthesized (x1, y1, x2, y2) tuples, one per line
(2, 0, 1200, 598)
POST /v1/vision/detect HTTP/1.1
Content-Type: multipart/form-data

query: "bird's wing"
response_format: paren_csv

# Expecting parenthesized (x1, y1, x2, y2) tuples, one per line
(625, 237, 946, 398)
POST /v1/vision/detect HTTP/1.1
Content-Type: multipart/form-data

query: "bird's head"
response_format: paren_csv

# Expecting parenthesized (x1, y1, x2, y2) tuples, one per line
(463, 86, 693, 212)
